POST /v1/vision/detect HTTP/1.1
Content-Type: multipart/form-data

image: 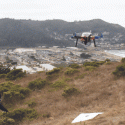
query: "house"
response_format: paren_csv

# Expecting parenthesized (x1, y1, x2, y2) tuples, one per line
(40, 64, 56, 71)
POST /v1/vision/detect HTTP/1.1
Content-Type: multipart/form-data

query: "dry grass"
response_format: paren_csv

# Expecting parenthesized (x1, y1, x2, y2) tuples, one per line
(1, 62, 125, 125)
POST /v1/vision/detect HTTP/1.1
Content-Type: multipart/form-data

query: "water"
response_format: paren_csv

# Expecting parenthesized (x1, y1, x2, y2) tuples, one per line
(105, 50, 125, 57)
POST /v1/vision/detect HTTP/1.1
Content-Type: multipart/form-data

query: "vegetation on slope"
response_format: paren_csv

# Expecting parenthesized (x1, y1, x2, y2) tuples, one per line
(0, 108, 37, 125)
(6, 69, 26, 80)
(0, 82, 31, 103)
(112, 58, 125, 77)
(0, 60, 125, 125)
(28, 78, 50, 90)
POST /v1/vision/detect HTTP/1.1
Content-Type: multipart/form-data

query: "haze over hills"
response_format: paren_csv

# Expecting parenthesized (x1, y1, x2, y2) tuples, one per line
(0, 18, 125, 48)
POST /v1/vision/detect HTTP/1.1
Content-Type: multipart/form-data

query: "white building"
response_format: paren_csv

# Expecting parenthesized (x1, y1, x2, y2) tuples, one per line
(16, 65, 36, 74)
(40, 64, 56, 71)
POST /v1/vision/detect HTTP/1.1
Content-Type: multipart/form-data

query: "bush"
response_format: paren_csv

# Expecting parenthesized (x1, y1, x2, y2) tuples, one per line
(121, 58, 125, 63)
(6, 69, 26, 80)
(0, 74, 6, 79)
(83, 61, 99, 67)
(85, 66, 96, 71)
(105, 59, 110, 62)
(28, 101, 37, 108)
(28, 78, 49, 90)
(0, 66, 10, 74)
(46, 68, 60, 75)
(62, 87, 80, 97)
(69, 63, 80, 69)
(0, 82, 13, 95)
(0, 82, 31, 103)
(83, 61, 106, 67)
(3, 88, 31, 103)
(0, 118, 15, 125)
(5, 108, 38, 122)
(112, 64, 125, 77)
(51, 79, 67, 89)
(97, 61, 105, 65)
(65, 68, 79, 75)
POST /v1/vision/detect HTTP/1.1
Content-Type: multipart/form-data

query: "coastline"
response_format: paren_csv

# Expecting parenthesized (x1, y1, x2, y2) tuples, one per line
(101, 50, 123, 61)
(86, 48, 123, 62)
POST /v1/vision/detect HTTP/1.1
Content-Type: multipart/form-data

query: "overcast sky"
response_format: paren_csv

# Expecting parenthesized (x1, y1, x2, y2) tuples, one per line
(1, 0, 125, 27)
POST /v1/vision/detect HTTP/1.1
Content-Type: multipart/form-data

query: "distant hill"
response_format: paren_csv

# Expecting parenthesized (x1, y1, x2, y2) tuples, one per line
(0, 18, 125, 48)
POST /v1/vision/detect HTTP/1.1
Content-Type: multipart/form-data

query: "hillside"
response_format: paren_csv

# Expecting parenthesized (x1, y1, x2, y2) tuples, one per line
(0, 60, 125, 124)
(0, 18, 125, 48)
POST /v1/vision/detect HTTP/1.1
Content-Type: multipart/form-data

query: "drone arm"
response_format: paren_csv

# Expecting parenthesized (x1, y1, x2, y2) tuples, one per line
(95, 33, 103, 39)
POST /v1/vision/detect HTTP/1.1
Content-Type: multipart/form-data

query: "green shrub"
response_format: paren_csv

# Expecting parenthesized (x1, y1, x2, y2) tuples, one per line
(5, 108, 37, 121)
(65, 68, 79, 75)
(28, 78, 49, 90)
(37, 71, 45, 74)
(83, 61, 106, 67)
(0, 82, 13, 94)
(3, 91, 20, 101)
(97, 61, 105, 65)
(18, 87, 31, 96)
(51, 79, 67, 89)
(69, 63, 80, 69)
(0, 82, 31, 103)
(105, 59, 110, 62)
(6, 69, 26, 80)
(0, 118, 15, 125)
(3, 90, 27, 102)
(0, 74, 6, 79)
(121, 58, 125, 63)
(28, 101, 37, 107)
(62, 87, 80, 97)
(112, 64, 125, 77)
(83, 62, 99, 67)
(46, 68, 60, 75)
(0, 82, 14, 94)
(85, 66, 96, 71)
(0, 66, 10, 74)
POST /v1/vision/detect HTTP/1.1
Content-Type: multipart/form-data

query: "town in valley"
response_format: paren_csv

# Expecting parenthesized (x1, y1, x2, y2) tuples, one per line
(0, 40, 124, 74)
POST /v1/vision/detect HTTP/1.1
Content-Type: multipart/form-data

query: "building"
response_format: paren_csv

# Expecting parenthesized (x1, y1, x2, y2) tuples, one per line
(40, 64, 56, 71)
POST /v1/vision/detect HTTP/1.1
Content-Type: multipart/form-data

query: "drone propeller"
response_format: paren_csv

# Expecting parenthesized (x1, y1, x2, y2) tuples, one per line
(73, 32, 77, 37)
(95, 33, 103, 39)
(99, 33, 103, 38)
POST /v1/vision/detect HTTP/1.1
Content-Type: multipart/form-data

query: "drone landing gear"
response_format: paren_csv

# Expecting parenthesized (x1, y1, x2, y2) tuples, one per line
(75, 38, 78, 47)
(84, 41, 87, 45)
(93, 39, 96, 47)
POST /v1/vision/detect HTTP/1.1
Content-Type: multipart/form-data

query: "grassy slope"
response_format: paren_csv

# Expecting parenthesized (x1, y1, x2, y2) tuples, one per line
(1, 62, 125, 125)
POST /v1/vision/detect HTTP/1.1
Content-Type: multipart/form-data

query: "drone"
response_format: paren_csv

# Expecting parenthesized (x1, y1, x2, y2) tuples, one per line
(71, 32, 103, 47)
